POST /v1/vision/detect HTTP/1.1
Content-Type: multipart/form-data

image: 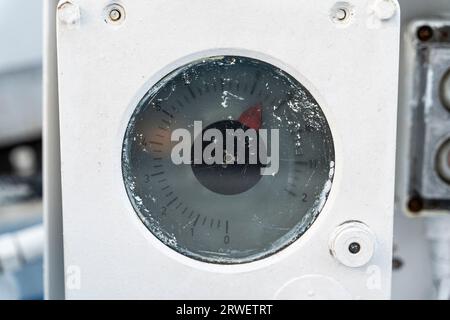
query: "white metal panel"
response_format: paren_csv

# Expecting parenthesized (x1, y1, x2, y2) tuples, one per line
(57, 0, 400, 299)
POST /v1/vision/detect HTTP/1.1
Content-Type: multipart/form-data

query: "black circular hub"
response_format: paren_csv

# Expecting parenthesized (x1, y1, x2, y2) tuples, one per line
(122, 55, 336, 264)
(191, 120, 265, 195)
(348, 242, 361, 255)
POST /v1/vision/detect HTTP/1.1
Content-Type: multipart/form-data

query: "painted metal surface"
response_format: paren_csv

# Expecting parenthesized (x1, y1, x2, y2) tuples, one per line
(55, 0, 399, 299)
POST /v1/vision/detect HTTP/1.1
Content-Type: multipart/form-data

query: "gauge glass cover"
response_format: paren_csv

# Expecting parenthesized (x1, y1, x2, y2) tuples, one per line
(122, 56, 335, 264)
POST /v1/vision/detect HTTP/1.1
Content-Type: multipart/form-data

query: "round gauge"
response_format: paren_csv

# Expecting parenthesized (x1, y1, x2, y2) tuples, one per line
(122, 55, 335, 264)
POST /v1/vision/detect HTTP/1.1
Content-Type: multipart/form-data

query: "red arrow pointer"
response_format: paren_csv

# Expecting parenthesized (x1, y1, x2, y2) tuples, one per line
(238, 104, 262, 130)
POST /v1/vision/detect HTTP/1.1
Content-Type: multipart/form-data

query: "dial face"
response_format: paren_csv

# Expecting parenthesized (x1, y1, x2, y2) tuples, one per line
(122, 55, 335, 264)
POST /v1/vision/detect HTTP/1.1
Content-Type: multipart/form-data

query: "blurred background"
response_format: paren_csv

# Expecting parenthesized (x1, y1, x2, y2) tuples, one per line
(0, 0, 43, 299)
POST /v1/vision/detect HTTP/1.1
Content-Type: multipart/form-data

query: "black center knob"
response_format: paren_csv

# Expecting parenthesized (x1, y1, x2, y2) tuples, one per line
(191, 120, 265, 195)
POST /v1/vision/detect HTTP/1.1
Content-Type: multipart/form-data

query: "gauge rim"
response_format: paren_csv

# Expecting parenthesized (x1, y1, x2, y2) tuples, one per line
(118, 49, 339, 269)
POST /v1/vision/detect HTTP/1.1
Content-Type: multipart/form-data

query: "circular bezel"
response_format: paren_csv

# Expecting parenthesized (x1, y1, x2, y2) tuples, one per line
(121, 54, 335, 264)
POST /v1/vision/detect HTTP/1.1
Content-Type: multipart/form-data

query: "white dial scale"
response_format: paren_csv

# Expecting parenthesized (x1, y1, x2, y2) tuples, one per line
(56, 0, 400, 299)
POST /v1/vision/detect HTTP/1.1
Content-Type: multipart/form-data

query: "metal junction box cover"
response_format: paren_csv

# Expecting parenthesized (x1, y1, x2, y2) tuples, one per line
(56, 0, 400, 299)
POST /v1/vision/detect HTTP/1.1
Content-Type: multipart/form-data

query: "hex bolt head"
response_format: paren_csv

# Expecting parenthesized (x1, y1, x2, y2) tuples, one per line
(373, 0, 397, 21)
(330, 3, 354, 26)
(57, 1, 80, 26)
(329, 222, 376, 268)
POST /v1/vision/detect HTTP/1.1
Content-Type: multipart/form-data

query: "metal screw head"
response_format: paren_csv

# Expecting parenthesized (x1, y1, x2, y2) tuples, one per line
(373, 0, 397, 21)
(109, 9, 122, 22)
(105, 4, 125, 25)
(330, 3, 354, 26)
(336, 9, 347, 21)
(57, 1, 80, 27)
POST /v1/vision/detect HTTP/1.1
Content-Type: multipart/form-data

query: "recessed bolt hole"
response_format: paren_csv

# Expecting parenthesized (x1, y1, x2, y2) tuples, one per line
(408, 196, 423, 214)
(392, 257, 403, 271)
(348, 242, 361, 255)
(417, 25, 433, 42)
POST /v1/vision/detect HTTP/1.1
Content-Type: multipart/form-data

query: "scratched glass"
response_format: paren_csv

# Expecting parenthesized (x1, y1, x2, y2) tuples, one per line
(122, 56, 335, 264)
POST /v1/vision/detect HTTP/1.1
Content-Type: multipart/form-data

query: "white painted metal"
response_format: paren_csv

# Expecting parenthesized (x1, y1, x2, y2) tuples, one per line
(56, 0, 400, 299)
